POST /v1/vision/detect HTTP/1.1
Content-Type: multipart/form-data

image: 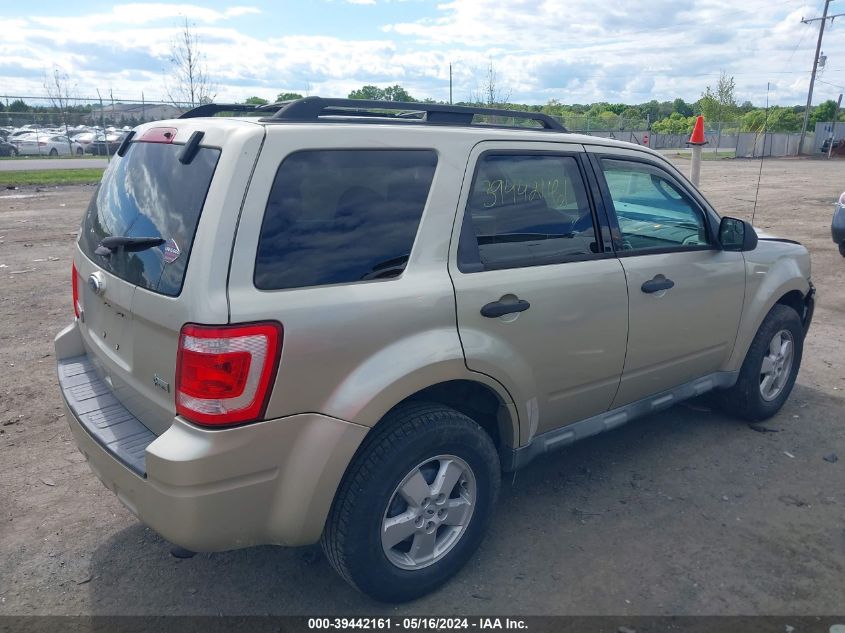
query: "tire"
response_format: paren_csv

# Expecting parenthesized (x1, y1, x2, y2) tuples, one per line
(322, 402, 501, 603)
(76, 147, 83, 155)
(49, 148, 58, 157)
(717, 304, 804, 421)
(839, 241, 845, 258)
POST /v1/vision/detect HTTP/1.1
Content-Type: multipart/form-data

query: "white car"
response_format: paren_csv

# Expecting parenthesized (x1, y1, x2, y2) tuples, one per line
(13, 134, 84, 156)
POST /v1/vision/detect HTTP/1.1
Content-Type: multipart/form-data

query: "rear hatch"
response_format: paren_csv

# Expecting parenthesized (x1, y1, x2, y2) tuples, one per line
(72, 120, 265, 435)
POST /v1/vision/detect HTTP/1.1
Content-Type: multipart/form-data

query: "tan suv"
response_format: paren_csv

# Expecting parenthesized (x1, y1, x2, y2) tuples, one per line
(55, 98, 814, 602)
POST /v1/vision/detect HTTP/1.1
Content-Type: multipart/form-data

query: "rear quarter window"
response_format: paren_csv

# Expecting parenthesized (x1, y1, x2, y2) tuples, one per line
(254, 149, 437, 290)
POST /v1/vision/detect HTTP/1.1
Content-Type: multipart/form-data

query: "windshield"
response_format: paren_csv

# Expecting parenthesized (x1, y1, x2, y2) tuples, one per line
(78, 141, 220, 296)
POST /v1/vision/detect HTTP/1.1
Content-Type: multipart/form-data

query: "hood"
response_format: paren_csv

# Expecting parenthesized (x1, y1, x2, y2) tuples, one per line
(753, 226, 801, 245)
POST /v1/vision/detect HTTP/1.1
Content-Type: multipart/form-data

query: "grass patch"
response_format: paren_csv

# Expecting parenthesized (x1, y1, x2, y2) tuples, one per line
(0, 154, 104, 161)
(669, 150, 735, 161)
(0, 168, 104, 187)
(0, 168, 104, 186)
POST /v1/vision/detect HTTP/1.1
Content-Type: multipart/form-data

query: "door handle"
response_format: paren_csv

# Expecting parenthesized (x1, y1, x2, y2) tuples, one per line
(641, 274, 675, 294)
(481, 298, 531, 318)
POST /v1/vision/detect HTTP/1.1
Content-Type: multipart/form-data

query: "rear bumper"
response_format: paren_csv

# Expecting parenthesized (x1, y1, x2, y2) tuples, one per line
(55, 322, 368, 551)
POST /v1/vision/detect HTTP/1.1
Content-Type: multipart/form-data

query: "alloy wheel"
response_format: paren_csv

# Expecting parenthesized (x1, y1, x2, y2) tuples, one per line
(381, 454, 476, 570)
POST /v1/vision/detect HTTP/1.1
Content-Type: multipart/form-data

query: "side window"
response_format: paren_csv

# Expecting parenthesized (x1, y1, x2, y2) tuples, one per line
(459, 154, 599, 271)
(255, 149, 437, 290)
(601, 159, 710, 252)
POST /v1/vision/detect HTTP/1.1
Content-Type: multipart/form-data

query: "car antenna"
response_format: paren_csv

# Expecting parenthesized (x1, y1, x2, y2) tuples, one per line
(751, 82, 770, 225)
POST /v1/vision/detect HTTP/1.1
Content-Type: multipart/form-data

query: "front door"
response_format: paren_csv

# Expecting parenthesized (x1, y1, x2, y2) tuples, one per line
(589, 151, 746, 407)
(449, 142, 629, 444)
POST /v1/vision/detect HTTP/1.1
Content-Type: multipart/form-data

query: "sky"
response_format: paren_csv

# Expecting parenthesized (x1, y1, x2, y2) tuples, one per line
(2, 0, 845, 107)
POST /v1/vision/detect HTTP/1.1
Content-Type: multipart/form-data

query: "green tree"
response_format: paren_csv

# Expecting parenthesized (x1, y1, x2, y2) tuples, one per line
(541, 99, 563, 116)
(767, 107, 801, 132)
(699, 72, 737, 147)
(347, 85, 414, 102)
(9, 99, 29, 112)
(672, 98, 693, 117)
(741, 107, 801, 133)
(244, 96, 268, 105)
(276, 92, 303, 102)
(620, 107, 645, 128)
(348, 85, 386, 100)
(651, 113, 696, 135)
(810, 99, 838, 125)
(740, 109, 767, 132)
(699, 72, 737, 124)
(382, 85, 415, 102)
(598, 110, 618, 129)
(640, 100, 661, 122)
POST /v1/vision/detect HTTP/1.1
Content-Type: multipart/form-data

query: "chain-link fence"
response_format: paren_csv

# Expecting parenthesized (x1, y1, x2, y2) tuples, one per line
(1, 108, 183, 130)
(552, 115, 647, 133)
(1, 95, 186, 132)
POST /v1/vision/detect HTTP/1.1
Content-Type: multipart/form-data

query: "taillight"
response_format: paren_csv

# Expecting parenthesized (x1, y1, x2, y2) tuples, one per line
(71, 262, 80, 318)
(175, 322, 283, 426)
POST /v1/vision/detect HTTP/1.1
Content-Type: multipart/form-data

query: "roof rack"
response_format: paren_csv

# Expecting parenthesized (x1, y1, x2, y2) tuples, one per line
(178, 101, 294, 119)
(261, 97, 567, 131)
(179, 97, 567, 132)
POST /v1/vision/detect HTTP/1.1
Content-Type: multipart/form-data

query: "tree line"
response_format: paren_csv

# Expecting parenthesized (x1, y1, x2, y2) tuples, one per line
(6, 67, 842, 135)
(239, 72, 842, 134)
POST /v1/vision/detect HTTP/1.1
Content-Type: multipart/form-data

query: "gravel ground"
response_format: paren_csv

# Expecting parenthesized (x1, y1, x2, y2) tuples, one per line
(0, 157, 843, 616)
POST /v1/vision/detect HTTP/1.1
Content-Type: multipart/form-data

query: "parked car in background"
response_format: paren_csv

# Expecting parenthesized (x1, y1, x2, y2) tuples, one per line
(71, 131, 99, 149)
(0, 138, 18, 157)
(13, 134, 84, 156)
(833, 192, 845, 257)
(85, 131, 127, 156)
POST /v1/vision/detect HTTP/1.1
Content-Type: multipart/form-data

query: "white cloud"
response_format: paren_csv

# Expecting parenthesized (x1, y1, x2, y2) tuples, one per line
(1, 0, 842, 108)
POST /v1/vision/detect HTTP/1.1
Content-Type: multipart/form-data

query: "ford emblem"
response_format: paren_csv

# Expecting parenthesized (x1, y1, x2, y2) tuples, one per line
(88, 271, 106, 295)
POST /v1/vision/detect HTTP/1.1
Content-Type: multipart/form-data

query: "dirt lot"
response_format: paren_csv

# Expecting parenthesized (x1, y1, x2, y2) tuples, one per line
(0, 158, 843, 616)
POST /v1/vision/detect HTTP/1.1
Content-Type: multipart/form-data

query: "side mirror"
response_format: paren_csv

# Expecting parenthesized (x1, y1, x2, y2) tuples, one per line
(719, 216, 758, 252)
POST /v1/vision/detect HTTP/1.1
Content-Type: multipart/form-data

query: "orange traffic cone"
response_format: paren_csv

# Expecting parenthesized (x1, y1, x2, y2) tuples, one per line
(688, 116, 706, 145)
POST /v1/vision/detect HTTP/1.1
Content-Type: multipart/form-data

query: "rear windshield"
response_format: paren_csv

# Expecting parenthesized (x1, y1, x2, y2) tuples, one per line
(254, 149, 437, 290)
(78, 141, 220, 296)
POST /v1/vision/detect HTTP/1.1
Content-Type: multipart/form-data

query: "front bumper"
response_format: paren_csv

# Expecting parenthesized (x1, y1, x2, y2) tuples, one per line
(832, 203, 845, 244)
(803, 282, 815, 335)
(56, 323, 368, 551)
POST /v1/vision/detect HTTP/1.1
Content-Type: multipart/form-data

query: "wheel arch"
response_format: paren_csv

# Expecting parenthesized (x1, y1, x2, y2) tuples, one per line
(391, 379, 517, 451)
(727, 277, 811, 372)
(775, 289, 805, 319)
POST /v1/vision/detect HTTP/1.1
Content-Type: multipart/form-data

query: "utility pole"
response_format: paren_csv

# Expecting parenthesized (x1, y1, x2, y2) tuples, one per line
(449, 63, 453, 105)
(798, 1, 845, 154)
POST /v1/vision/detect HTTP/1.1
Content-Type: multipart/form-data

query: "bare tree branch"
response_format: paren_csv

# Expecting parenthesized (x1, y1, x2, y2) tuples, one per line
(166, 17, 217, 109)
(469, 59, 511, 107)
(43, 66, 76, 153)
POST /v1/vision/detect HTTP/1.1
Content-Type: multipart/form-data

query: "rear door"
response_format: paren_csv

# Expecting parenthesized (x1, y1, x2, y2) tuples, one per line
(450, 142, 629, 444)
(73, 121, 264, 434)
(588, 149, 745, 406)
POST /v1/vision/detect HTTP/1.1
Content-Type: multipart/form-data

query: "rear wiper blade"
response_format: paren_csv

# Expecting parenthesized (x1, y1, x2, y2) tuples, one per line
(94, 236, 165, 256)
